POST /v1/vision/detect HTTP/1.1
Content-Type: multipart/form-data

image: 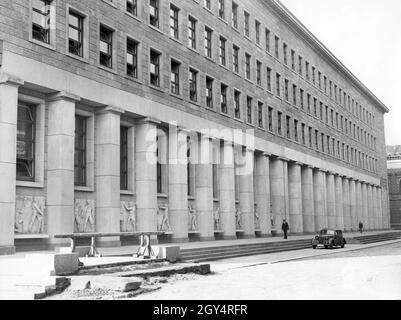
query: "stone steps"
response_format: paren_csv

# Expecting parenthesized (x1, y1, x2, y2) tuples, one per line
(181, 240, 312, 263)
(353, 232, 401, 244)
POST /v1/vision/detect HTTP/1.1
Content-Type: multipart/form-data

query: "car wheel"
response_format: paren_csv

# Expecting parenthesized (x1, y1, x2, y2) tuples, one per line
(341, 241, 345, 248)
(324, 245, 328, 249)
(312, 245, 317, 249)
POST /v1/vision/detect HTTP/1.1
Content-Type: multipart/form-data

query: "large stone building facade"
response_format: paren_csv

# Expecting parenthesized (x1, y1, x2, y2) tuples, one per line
(387, 146, 401, 229)
(0, 0, 390, 254)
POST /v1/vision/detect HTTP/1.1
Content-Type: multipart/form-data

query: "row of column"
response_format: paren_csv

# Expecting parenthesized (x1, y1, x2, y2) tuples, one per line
(0, 76, 391, 251)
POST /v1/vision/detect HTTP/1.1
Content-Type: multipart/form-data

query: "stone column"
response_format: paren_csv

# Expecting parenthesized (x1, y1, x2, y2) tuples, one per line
(372, 186, 378, 230)
(255, 153, 271, 237)
(284, 160, 290, 227)
(349, 180, 357, 231)
(270, 157, 286, 235)
(342, 178, 351, 231)
(356, 181, 363, 231)
(46, 92, 79, 246)
(0, 74, 23, 254)
(95, 106, 123, 246)
(377, 187, 383, 229)
(361, 183, 369, 230)
(288, 162, 303, 234)
(335, 175, 344, 230)
(313, 169, 325, 231)
(168, 126, 189, 243)
(239, 148, 255, 238)
(219, 140, 236, 240)
(326, 173, 336, 229)
(195, 134, 214, 241)
(367, 185, 374, 230)
(135, 118, 159, 235)
(381, 188, 389, 229)
(301, 165, 315, 233)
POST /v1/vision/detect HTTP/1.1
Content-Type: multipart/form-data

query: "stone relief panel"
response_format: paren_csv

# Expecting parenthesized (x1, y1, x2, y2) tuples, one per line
(157, 202, 171, 232)
(188, 205, 198, 231)
(213, 206, 222, 231)
(15, 196, 46, 234)
(74, 199, 95, 233)
(235, 205, 242, 230)
(120, 201, 137, 232)
(254, 204, 260, 229)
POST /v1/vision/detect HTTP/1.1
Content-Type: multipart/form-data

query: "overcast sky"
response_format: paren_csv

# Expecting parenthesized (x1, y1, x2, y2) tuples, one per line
(279, 0, 401, 146)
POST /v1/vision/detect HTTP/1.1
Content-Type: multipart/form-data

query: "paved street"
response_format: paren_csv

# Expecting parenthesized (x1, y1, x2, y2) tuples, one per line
(134, 240, 401, 300)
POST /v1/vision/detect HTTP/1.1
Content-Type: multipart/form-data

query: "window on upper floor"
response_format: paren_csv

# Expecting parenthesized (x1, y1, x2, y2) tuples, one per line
(150, 49, 161, 87)
(126, 37, 138, 78)
(255, 20, 261, 45)
(232, 2, 238, 29)
(234, 90, 241, 119)
(268, 107, 273, 132)
(188, 16, 197, 49)
(265, 28, 270, 52)
(286, 115, 291, 139)
(292, 84, 297, 106)
(258, 102, 263, 128)
(245, 53, 251, 80)
(17, 103, 36, 181)
(32, 0, 53, 44)
(127, 0, 137, 16)
(283, 43, 288, 65)
(189, 68, 198, 102)
(274, 36, 279, 59)
(219, 37, 226, 66)
(291, 50, 295, 70)
(218, 0, 225, 19)
(233, 45, 239, 73)
(277, 111, 282, 135)
(220, 84, 228, 114)
(276, 73, 281, 96)
(170, 59, 180, 95)
(247, 96, 253, 124)
(205, 0, 211, 10)
(68, 10, 84, 57)
(298, 56, 302, 75)
(256, 60, 262, 86)
(244, 11, 250, 37)
(120, 126, 129, 190)
(266, 67, 272, 92)
(149, 0, 159, 28)
(284, 79, 289, 101)
(294, 119, 298, 142)
(206, 77, 214, 108)
(205, 27, 213, 58)
(99, 24, 113, 68)
(170, 4, 180, 40)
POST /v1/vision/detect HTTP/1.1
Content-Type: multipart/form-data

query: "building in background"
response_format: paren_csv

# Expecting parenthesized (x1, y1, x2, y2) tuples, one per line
(387, 146, 401, 229)
(0, 0, 390, 254)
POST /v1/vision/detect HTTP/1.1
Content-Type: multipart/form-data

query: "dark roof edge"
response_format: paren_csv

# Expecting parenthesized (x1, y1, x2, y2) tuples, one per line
(267, 0, 389, 114)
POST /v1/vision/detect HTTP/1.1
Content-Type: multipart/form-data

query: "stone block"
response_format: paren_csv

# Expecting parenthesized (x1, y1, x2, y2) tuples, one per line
(24, 252, 79, 276)
(154, 245, 181, 262)
(82, 276, 142, 292)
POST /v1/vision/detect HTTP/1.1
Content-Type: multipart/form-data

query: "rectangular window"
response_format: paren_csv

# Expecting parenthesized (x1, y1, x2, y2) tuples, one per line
(301, 123, 306, 145)
(291, 50, 295, 70)
(247, 97, 253, 124)
(244, 12, 250, 37)
(309, 127, 312, 147)
(268, 107, 273, 132)
(300, 89, 304, 109)
(218, 0, 225, 19)
(294, 119, 298, 142)
(258, 102, 263, 128)
(74, 115, 86, 186)
(189, 68, 198, 102)
(234, 90, 241, 119)
(276, 73, 281, 96)
(149, 0, 159, 28)
(307, 94, 311, 114)
(205, 27, 212, 58)
(245, 53, 251, 80)
(277, 111, 282, 135)
(233, 45, 239, 73)
(219, 37, 226, 66)
(313, 98, 317, 117)
(312, 66, 316, 84)
(292, 84, 297, 105)
(17, 103, 36, 181)
(127, 0, 137, 16)
(188, 16, 197, 49)
(256, 60, 262, 86)
(150, 49, 160, 87)
(266, 67, 272, 91)
(68, 10, 84, 57)
(283, 43, 288, 65)
(320, 102, 323, 121)
(321, 133, 325, 153)
(205, 0, 211, 10)
(265, 28, 270, 52)
(220, 84, 228, 114)
(206, 77, 214, 108)
(255, 20, 261, 44)
(284, 79, 289, 101)
(286, 116, 291, 139)
(232, 2, 238, 29)
(170, 5, 179, 39)
(32, 0, 52, 44)
(298, 56, 302, 75)
(170, 59, 180, 95)
(315, 130, 319, 150)
(126, 37, 138, 78)
(99, 25, 113, 68)
(274, 36, 279, 59)
(318, 71, 321, 89)
(305, 61, 310, 80)
(120, 126, 128, 190)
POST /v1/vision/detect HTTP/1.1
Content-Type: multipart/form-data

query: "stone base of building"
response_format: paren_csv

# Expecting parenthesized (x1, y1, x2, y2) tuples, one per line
(0, 246, 16, 255)
(198, 236, 216, 242)
(237, 234, 256, 240)
(219, 235, 238, 241)
(169, 237, 190, 244)
(256, 233, 272, 238)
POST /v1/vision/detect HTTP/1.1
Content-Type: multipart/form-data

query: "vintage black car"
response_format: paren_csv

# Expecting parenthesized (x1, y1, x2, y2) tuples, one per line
(311, 229, 346, 249)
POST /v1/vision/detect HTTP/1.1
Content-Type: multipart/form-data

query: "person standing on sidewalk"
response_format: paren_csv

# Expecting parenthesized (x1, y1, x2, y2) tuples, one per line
(282, 219, 290, 239)
(359, 221, 364, 234)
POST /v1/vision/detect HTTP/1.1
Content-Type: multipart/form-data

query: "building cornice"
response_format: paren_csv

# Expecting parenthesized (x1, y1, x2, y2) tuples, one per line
(266, 0, 389, 114)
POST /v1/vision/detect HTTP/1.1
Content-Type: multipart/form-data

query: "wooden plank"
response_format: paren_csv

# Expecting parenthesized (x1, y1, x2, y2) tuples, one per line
(54, 231, 164, 239)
